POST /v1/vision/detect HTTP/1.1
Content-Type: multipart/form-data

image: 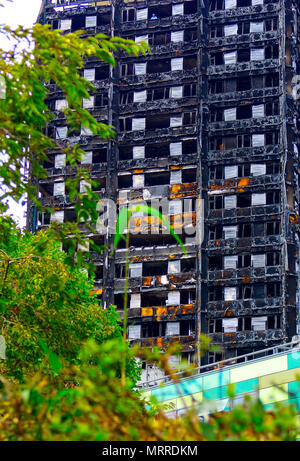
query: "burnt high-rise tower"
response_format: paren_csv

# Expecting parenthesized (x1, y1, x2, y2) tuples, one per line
(30, 0, 300, 383)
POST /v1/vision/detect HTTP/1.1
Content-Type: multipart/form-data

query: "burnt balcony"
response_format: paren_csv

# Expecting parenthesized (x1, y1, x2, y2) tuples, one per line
(208, 86, 280, 104)
(119, 96, 198, 116)
(209, 2, 279, 21)
(210, 115, 280, 132)
(114, 272, 197, 292)
(117, 303, 196, 321)
(208, 203, 281, 222)
(118, 152, 198, 171)
(208, 173, 281, 191)
(129, 334, 196, 352)
(208, 59, 280, 77)
(209, 30, 278, 48)
(208, 265, 283, 282)
(208, 144, 281, 162)
(207, 235, 282, 251)
(207, 296, 283, 314)
(209, 329, 284, 346)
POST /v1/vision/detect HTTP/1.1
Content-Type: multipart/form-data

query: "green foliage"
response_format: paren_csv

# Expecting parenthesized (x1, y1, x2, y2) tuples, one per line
(0, 226, 139, 383)
(0, 18, 148, 258)
(0, 339, 298, 441)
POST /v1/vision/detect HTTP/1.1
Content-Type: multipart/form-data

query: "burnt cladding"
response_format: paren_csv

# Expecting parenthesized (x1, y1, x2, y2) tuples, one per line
(31, 0, 300, 382)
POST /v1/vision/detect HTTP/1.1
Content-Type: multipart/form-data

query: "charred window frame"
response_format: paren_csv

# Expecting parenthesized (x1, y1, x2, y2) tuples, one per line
(237, 22, 250, 35)
(122, 8, 136, 22)
(210, 25, 223, 38)
(120, 63, 134, 77)
(147, 87, 170, 102)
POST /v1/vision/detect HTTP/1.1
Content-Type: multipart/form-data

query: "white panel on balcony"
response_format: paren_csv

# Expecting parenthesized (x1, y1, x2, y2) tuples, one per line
(252, 104, 264, 118)
(81, 151, 93, 164)
(130, 294, 141, 309)
(55, 154, 66, 168)
(128, 325, 141, 339)
(224, 255, 238, 269)
(132, 118, 146, 131)
(223, 318, 238, 333)
(134, 90, 147, 103)
(224, 226, 237, 239)
(83, 96, 94, 109)
(252, 134, 265, 147)
(170, 142, 182, 156)
(251, 48, 264, 61)
(170, 170, 182, 184)
(252, 193, 266, 206)
(225, 0, 236, 9)
(251, 164, 266, 176)
(53, 182, 65, 196)
(224, 165, 238, 179)
(84, 68, 95, 82)
(134, 63, 146, 75)
(224, 287, 237, 301)
(224, 195, 237, 209)
(224, 24, 238, 36)
(60, 19, 72, 31)
(168, 260, 181, 274)
(167, 291, 180, 306)
(251, 317, 267, 331)
(169, 199, 182, 215)
(170, 86, 183, 99)
(251, 254, 266, 268)
(250, 21, 263, 33)
(51, 210, 64, 223)
(169, 355, 180, 368)
(252, 0, 263, 5)
(224, 51, 237, 65)
(172, 4, 184, 15)
(85, 16, 97, 28)
(224, 107, 237, 121)
(133, 174, 144, 189)
(77, 240, 90, 253)
(130, 263, 143, 278)
(133, 146, 145, 159)
(136, 8, 148, 20)
(80, 180, 91, 194)
(55, 99, 68, 111)
(135, 35, 148, 43)
(170, 116, 182, 127)
(171, 57, 183, 71)
(166, 322, 180, 336)
(171, 30, 184, 42)
(81, 126, 93, 136)
(56, 126, 68, 139)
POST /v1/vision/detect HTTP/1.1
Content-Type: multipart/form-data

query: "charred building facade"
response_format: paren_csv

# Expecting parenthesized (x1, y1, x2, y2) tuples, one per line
(31, 0, 300, 382)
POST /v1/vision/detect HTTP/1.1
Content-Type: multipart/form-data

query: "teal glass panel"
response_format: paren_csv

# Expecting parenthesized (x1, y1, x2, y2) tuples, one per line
(287, 351, 300, 370)
(202, 369, 230, 391)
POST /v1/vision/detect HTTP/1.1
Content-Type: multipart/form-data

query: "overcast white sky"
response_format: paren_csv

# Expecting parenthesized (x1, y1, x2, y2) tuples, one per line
(1, 0, 42, 227)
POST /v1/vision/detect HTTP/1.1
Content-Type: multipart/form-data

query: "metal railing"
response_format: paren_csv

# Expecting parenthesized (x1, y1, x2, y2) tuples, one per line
(139, 339, 300, 389)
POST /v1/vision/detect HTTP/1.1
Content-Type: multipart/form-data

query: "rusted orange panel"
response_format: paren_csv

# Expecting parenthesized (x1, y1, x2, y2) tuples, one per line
(141, 308, 153, 317)
(157, 306, 167, 316)
(90, 289, 103, 295)
(170, 184, 181, 194)
(182, 304, 193, 314)
(143, 277, 153, 287)
(242, 277, 252, 284)
(133, 169, 144, 174)
(156, 337, 163, 347)
(170, 165, 182, 170)
(238, 177, 250, 188)
(210, 184, 223, 190)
